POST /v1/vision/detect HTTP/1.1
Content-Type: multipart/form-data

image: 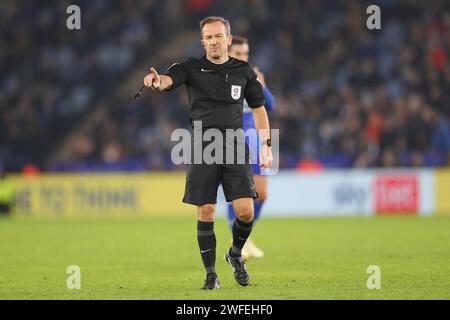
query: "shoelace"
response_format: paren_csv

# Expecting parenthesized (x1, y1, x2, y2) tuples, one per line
(235, 257, 247, 271)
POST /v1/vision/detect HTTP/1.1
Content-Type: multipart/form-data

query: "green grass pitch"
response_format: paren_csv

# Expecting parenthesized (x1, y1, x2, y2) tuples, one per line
(1, 215, 450, 300)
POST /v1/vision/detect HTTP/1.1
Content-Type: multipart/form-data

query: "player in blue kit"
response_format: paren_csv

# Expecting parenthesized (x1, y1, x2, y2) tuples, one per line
(227, 36, 276, 259)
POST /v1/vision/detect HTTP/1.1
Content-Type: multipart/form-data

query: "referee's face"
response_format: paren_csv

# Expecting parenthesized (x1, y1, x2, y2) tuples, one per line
(201, 21, 232, 60)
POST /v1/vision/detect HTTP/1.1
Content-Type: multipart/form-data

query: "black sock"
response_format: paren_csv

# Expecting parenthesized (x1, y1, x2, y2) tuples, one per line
(231, 218, 254, 257)
(197, 221, 216, 274)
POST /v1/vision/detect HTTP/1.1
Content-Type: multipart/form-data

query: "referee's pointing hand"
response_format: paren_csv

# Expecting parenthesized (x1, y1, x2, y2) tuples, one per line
(144, 67, 161, 90)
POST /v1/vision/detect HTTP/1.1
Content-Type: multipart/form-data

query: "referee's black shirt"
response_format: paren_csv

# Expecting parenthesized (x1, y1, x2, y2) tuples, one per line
(165, 56, 265, 130)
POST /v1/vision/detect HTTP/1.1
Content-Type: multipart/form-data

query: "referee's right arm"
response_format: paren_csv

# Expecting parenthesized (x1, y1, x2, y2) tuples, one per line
(144, 67, 174, 91)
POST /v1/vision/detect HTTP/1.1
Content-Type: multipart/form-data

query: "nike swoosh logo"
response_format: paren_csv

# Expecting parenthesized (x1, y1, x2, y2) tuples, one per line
(201, 68, 214, 72)
(201, 249, 212, 253)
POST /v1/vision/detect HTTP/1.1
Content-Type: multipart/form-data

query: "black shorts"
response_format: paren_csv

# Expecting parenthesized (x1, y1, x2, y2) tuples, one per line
(182, 129, 258, 205)
(182, 162, 258, 205)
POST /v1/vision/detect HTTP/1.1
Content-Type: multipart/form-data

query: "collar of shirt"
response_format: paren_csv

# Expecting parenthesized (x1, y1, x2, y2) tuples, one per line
(202, 55, 234, 72)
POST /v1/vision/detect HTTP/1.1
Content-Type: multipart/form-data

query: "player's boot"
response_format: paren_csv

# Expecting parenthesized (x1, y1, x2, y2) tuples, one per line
(225, 249, 249, 286)
(202, 273, 220, 290)
(243, 238, 264, 259)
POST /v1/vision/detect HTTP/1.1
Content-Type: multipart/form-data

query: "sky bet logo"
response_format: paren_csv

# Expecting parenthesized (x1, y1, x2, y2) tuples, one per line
(334, 183, 368, 208)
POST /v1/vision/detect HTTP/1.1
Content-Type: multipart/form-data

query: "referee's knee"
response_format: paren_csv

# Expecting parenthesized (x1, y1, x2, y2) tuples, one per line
(197, 204, 215, 221)
(234, 203, 254, 223)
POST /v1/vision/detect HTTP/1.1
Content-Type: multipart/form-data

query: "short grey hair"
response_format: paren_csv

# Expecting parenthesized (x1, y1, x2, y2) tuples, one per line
(199, 16, 231, 37)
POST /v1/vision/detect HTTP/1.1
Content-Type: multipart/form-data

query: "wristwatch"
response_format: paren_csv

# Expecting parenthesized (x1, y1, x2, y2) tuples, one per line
(261, 139, 272, 147)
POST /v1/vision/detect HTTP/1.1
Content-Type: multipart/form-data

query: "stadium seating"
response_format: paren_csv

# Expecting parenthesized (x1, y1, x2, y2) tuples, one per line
(1, 0, 449, 172)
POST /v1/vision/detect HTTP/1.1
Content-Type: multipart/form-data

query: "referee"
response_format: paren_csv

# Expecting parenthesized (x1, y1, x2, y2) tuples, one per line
(143, 16, 273, 290)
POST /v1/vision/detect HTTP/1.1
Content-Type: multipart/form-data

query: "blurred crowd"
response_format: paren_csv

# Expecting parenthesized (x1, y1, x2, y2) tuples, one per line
(258, 0, 450, 168)
(0, 0, 169, 171)
(1, 0, 450, 171)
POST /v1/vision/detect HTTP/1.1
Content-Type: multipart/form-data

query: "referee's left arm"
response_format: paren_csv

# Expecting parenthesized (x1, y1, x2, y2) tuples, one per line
(245, 67, 273, 169)
(251, 106, 273, 169)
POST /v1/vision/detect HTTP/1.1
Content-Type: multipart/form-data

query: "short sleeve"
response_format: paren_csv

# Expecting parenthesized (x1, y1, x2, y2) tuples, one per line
(164, 62, 188, 90)
(244, 67, 265, 108)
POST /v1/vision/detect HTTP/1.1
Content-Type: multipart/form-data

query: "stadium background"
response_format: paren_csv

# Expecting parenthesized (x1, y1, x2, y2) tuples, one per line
(1, 0, 450, 299)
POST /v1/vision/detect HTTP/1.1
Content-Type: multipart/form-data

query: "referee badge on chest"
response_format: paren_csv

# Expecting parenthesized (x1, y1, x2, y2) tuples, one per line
(231, 85, 242, 100)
